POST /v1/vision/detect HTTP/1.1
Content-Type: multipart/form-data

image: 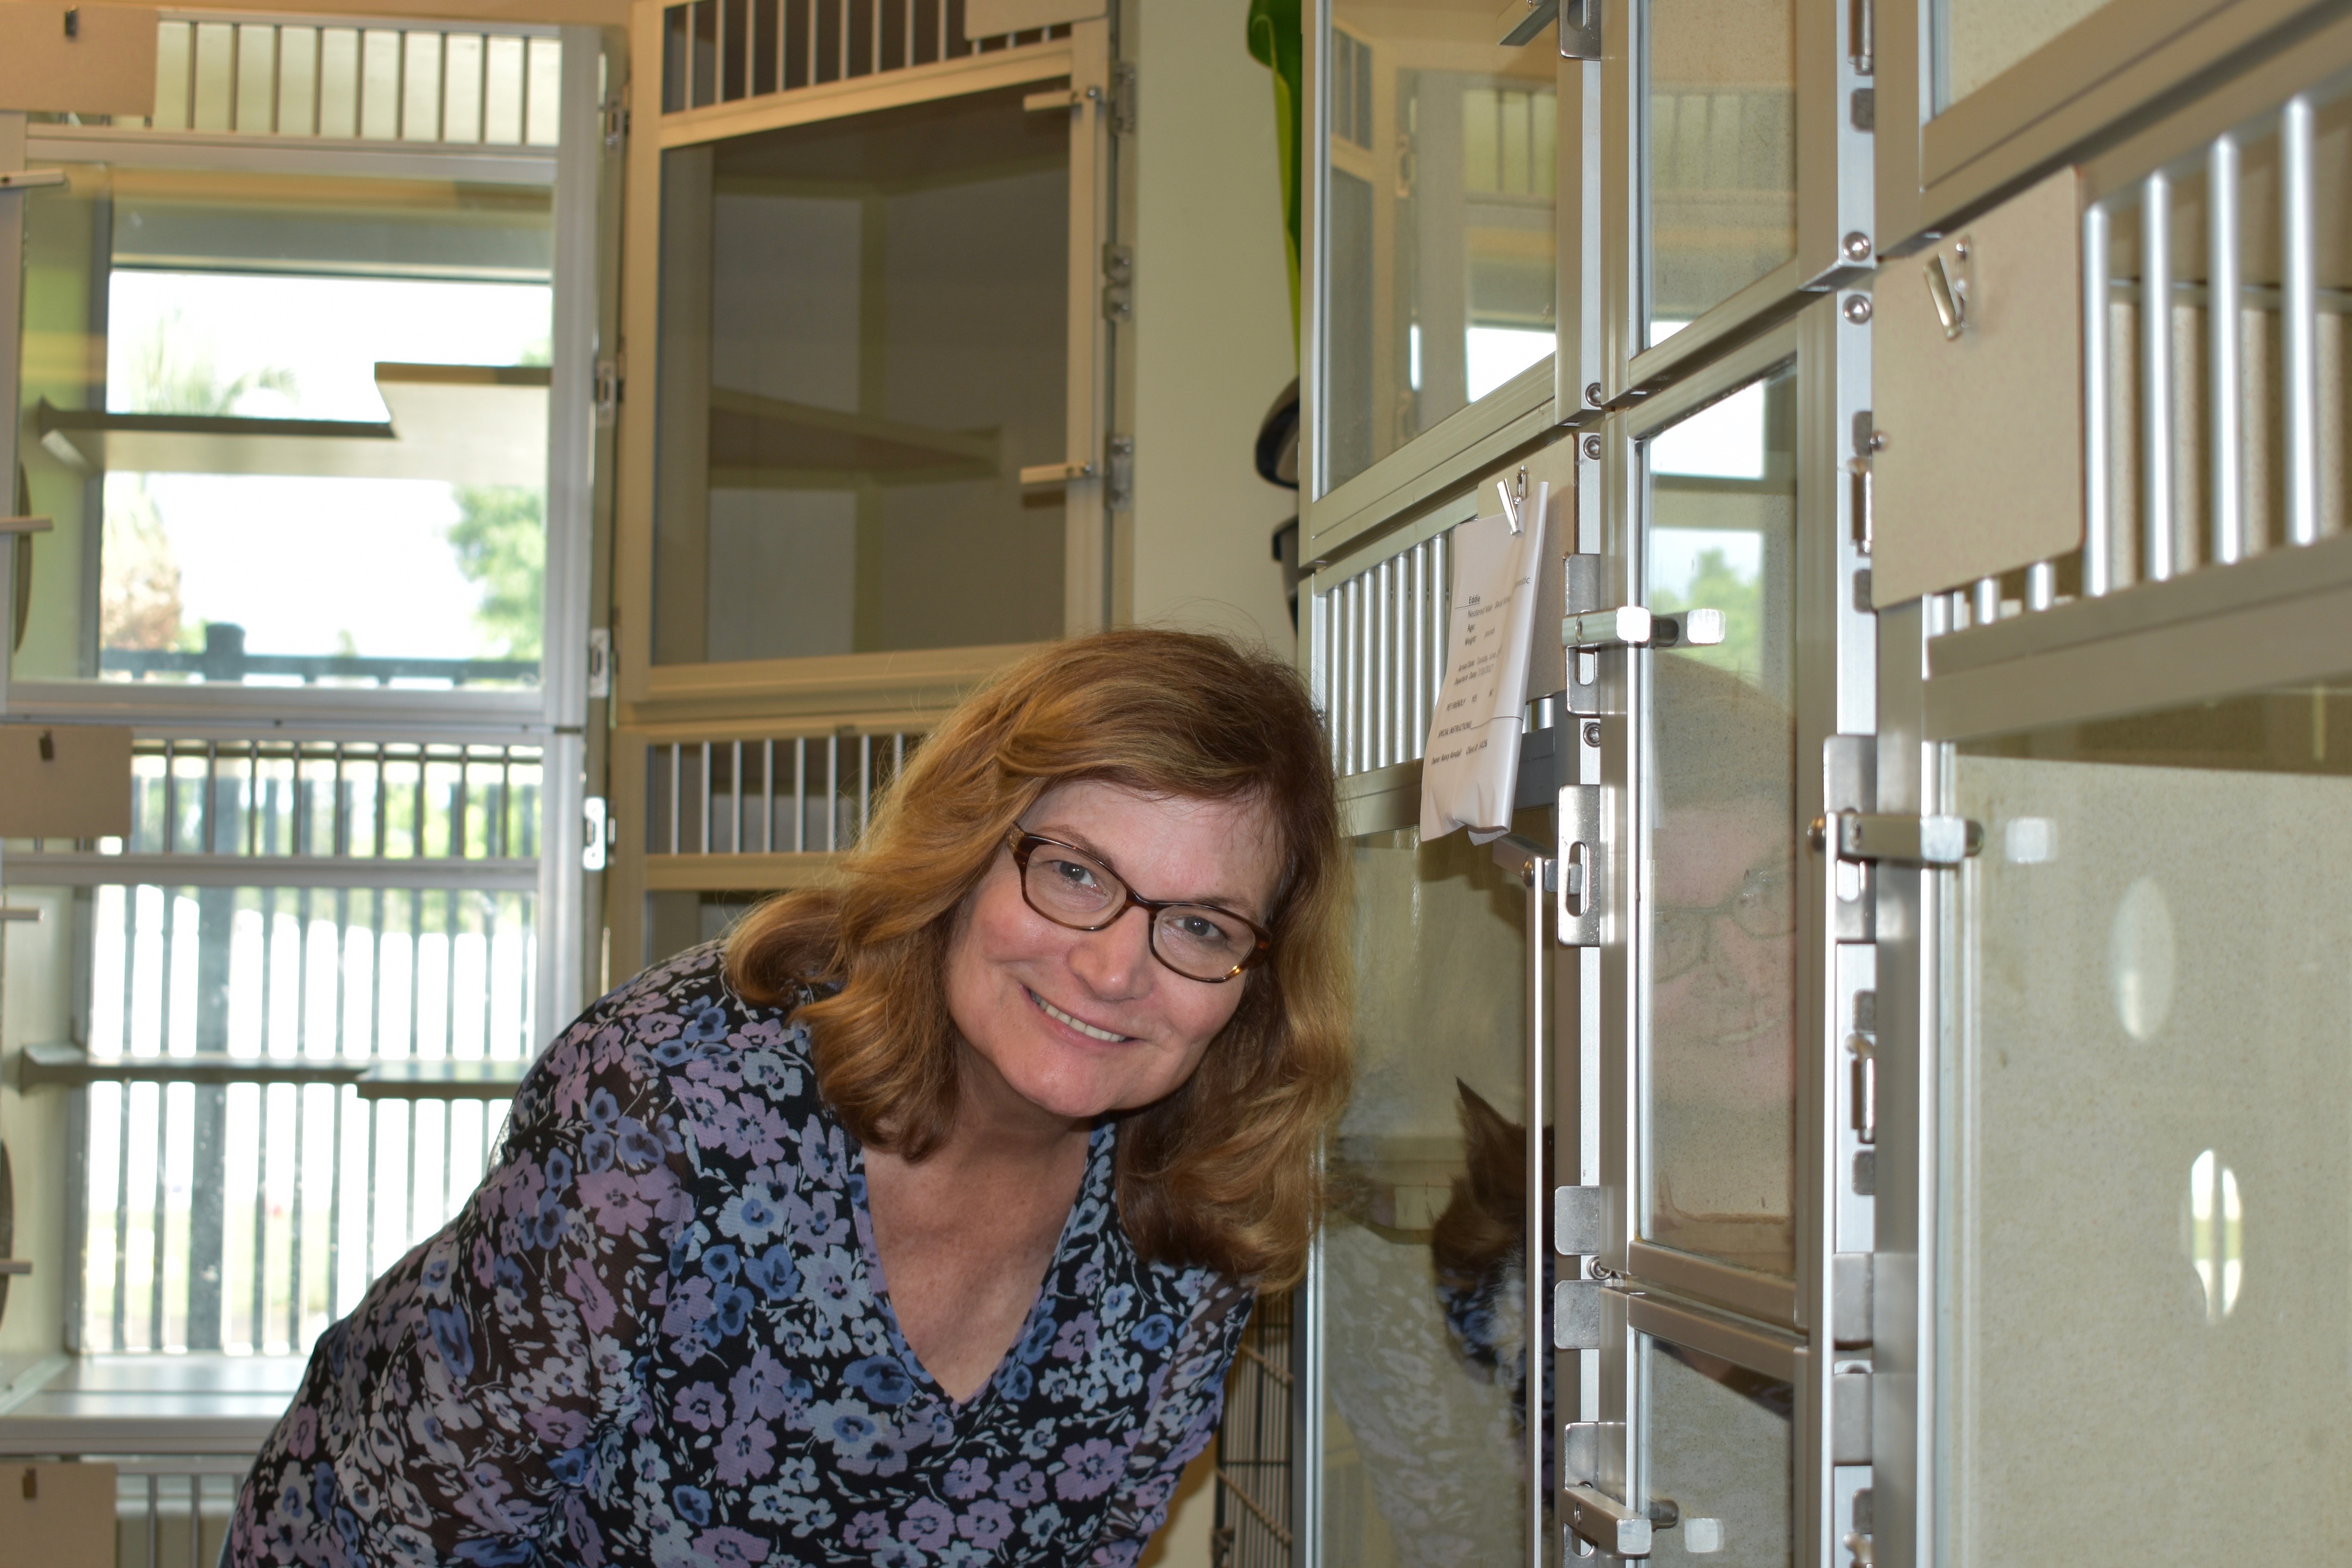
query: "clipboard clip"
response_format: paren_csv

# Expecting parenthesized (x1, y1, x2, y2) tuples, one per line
(1496, 466, 1530, 534)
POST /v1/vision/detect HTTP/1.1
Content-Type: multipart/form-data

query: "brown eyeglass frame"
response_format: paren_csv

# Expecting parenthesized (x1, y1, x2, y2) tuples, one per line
(1005, 829, 1275, 982)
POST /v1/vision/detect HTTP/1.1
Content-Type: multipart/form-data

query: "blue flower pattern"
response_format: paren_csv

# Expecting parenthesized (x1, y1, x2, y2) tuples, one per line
(227, 943, 1254, 1567)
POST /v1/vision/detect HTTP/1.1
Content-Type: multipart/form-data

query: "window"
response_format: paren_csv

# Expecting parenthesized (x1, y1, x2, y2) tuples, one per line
(17, 163, 555, 688)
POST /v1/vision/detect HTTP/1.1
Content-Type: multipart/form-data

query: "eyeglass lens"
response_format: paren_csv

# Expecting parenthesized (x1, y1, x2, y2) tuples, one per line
(1020, 841, 1258, 980)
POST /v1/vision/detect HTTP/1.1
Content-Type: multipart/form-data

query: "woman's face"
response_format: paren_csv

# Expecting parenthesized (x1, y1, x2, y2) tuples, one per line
(944, 779, 1283, 1131)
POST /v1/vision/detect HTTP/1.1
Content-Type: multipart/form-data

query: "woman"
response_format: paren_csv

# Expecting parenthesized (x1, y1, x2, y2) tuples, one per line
(227, 629, 1351, 1567)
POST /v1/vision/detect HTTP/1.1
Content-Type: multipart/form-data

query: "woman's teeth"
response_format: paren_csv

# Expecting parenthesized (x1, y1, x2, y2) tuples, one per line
(1033, 990, 1125, 1042)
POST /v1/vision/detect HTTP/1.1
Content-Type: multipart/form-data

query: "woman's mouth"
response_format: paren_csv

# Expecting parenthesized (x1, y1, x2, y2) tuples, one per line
(1028, 987, 1130, 1043)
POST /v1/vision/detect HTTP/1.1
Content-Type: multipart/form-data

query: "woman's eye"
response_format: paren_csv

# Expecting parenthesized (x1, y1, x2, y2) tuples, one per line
(1172, 911, 1234, 944)
(1048, 857, 1102, 888)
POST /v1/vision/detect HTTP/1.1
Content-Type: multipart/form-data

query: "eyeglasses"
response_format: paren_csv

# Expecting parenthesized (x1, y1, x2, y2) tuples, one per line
(1006, 829, 1274, 984)
(1653, 863, 1796, 983)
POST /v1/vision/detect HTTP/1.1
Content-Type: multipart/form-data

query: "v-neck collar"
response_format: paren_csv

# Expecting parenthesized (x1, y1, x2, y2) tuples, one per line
(845, 1119, 1115, 1415)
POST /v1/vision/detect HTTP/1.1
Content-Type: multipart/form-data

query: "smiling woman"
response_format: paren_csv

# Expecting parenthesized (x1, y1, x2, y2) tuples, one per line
(226, 628, 1352, 1568)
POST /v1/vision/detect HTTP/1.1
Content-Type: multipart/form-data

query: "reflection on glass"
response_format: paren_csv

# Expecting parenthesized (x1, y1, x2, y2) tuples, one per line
(1933, 0, 2109, 111)
(1642, 367, 1797, 1275)
(1643, 1336, 1793, 1563)
(14, 167, 555, 687)
(1646, 0, 1797, 345)
(1321, 9, 1557, 494)
(652, 84, 1069, 664)
(1947, 681, 2352, 1562)
(1321, 818, 1546, 1566)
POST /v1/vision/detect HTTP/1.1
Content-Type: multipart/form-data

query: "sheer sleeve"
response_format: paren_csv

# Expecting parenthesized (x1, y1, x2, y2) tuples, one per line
(1084, 1273, 1259, 1568)
(229, 986, 692, 1568)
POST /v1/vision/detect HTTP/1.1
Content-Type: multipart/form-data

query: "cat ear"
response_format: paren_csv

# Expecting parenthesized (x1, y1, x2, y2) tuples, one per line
(1454, 1078, 1517, 1143)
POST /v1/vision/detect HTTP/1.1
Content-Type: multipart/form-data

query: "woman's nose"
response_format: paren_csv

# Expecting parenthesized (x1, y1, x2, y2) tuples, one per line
(1067, 906, 1154, 998)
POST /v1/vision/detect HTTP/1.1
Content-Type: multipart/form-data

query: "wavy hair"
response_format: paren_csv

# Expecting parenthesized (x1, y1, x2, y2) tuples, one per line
(724, 628, 1352, 1288)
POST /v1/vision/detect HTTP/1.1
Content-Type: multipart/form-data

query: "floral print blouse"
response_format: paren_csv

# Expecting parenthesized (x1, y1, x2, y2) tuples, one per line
(228, 943, 1256, 1567)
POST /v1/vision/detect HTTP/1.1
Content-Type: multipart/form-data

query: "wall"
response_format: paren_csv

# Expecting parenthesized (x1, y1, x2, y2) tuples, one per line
(1124, 15, 1297, 1563)
(1121, 0, 1300, 656)
(0, 887, 77, 1387)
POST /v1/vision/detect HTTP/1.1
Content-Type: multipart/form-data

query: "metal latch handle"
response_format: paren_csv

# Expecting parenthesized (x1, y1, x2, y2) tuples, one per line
(1808, 810, 1983, 866)
(1018, 461, 1095, 487)
(1562, 606, 1727, 651)
(1566, 1484, 1654, 1558)
(1022, 85, 1102, 113)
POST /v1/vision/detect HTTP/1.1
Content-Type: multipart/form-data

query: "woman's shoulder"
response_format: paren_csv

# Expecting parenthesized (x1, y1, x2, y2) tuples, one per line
(513, 942, 828, 1134)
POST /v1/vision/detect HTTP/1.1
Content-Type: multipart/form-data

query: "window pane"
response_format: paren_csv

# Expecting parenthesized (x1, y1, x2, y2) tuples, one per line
(13, 166, 554, 688)
(1320, 9, 1557, 494)
(1945, 682, 2352, 1561)
(652, 83, 1069, 663)
(1646, 0, 1797, 346)
(1640, 366, 1798, 1276)
(1643, 1335, 1794, 1563)
(1320, 819, 1544, 1563)
(77, 882, 534, 1356)
(1933, 0, 2109, 112)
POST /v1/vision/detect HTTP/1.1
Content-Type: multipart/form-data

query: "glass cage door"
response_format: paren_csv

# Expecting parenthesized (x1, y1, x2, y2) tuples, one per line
(1633, 1312, 1798, 1564)
(1574, 309, 1860, 1566)
(1316, 4, 1560, 496)
(618, 10, 1110, 695)
(1636, 362, 1800, 1289)
(1641, 0, 1798, 348)
(1941, 672, 2352, 1561)
(650, 82, 1077, 663)
(1317, 808, 1553, 1568)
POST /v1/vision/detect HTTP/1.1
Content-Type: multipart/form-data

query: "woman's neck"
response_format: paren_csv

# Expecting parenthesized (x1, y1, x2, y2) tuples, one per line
(932, 1037, 1097, 1171)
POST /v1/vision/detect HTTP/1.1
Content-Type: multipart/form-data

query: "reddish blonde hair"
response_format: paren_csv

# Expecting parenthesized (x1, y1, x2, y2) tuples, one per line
(724, 628, 1351, 1288)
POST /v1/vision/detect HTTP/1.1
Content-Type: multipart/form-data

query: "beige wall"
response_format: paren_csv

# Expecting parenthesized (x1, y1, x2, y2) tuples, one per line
(1122, 0, 1300, 657)
(1125, 18, 1296, 1563)
(0, 888, 76, 1385)
(1138, 1447, 1218, 1568)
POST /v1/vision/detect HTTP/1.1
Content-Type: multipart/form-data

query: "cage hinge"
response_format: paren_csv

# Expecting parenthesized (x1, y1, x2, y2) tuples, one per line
(586, 627, 612, 699)
(1110, 61, 1137, 135)
(582, 797, 612, 872)
(1558, 0, 1602, 60)
(1105, 435, 1134, 511)
(1102, 242, 1134, 323)
(1833, 1252, 1873, 1348)
(1833, 1366, 1873, 1465)
(594, 356, 621, 427)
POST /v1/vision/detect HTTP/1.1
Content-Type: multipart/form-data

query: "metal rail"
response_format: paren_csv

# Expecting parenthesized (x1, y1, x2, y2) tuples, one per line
(659, 0, 1075, 116)
(1945, 87, 2349, 636)
(148, 12, 563, 145)
(645, 731, 920, 856)
(1312, 529, 1450, 778)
